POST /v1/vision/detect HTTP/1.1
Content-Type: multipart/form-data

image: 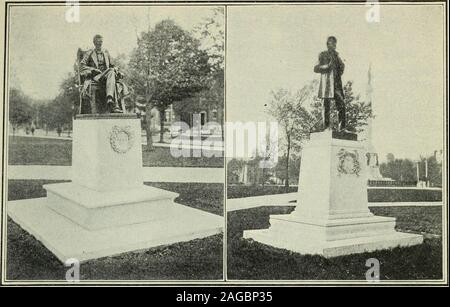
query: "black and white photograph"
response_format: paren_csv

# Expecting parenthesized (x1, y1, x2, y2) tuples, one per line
(226, 3, 446, 281)
(0, 0, 448, 289)
(2, 3, 225, 281)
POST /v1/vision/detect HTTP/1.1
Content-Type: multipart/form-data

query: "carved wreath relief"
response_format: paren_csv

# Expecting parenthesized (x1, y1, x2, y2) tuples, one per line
(337, 148, 361, 176)
(109, 125, 134, 154)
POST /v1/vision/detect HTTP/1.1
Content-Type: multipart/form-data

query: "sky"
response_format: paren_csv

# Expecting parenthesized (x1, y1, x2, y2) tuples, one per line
(8, 4, 217, 99)
(226, 4, 445, 161)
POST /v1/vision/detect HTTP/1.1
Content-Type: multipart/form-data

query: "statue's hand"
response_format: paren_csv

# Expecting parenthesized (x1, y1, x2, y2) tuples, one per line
(321, 58, 334, 70)
(91, 68, 102, 76)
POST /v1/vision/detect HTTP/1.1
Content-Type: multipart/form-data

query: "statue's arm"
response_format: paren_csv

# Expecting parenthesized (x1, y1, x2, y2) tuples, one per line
(80, 51, 95, 77)
(337, 55, 345, 76)
(314, 52, 331, 74)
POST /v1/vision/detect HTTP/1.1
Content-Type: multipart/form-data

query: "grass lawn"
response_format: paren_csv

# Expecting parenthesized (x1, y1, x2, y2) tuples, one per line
(227, 206, 443, 280)
(8, 136, 223, 168)
(8, 137, 72, 166)
(6, 180, 223, 281)
(228, 184, 442, 202)
(227, 185, 298, 199)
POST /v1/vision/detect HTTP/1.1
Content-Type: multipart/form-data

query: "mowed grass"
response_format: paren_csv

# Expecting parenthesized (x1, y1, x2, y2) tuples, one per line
(8, 136, 72, 166)
(227, 206, 443, 280)
(228, 184, 442, 202)
(7, 180, 223, 280)
(8, 136, 223, 168)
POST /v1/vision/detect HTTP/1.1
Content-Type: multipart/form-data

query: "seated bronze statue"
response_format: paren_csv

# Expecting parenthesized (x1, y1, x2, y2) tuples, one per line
(77, 34, 129, 114)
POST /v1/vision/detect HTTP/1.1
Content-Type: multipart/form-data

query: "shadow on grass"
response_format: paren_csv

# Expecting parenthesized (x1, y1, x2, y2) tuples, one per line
(227, 236, 442, 280)
(146, 182, 224, 216)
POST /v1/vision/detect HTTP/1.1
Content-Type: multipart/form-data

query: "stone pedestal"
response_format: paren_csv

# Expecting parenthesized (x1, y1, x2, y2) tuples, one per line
(71, 115, 144, 191)
(8, 114, 222, 263)
(244, 130, 422, 258)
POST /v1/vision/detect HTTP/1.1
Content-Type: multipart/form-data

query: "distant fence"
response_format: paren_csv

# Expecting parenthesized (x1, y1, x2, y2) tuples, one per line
(368, 180, 417, 187)
(231, 181, 440, 189)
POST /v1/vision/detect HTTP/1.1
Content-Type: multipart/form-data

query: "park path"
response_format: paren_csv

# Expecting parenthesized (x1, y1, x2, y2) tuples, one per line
(226, 192, 443, 211)
(227, 193, 298, 211)
(9, 131, 224, 151)
(7, 165, 224, 183)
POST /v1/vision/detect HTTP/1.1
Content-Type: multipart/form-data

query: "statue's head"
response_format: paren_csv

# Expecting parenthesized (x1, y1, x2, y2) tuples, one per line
(326, 36, 337, 51)
(93, 34, 103, 50)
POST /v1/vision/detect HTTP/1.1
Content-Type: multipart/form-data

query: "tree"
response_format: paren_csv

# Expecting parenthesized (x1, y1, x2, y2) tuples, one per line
(379, 154, 442, 186)
(171, 72, 223, 130)
(9, 88, 33, 135)
(303, 80, 373, 133)
(128, 19, 211, 148)
(416, 155, 442, 187)
(193, 7, 224, 74)
(380, 158, 416, 182)
(37, 102, 53, 135)
(258, 130, 279, 187)
(43, 73, 77, 136)
(274, 155, 301, 186)
(343, 81, 373, 133)
(386, 153, 395, 163)
(268, 79, 373, 187)
(267, 85, 314, 187)
(246, 157, 263, 186)
(188, 7, 225, 131)
(425, 155, 442, 187)
(227, 158, 246, 184)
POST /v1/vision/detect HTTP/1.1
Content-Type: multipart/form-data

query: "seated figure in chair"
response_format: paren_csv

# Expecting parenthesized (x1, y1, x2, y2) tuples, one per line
(80, 34, 129, 114)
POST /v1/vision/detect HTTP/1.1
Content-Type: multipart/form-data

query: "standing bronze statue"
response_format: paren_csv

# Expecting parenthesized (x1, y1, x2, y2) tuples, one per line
(314, 36, 346, 131)
(79, 34, 129, 114)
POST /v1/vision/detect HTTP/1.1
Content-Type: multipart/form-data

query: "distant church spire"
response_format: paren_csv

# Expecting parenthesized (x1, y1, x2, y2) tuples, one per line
(366, 63, 375, 152)
(364, 63, 391, 181)
(366, 63, 373, 104)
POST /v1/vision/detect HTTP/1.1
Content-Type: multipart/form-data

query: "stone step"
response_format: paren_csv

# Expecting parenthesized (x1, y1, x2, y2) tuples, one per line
(8, 197, 223, 263)
(45, 182, 179, 230)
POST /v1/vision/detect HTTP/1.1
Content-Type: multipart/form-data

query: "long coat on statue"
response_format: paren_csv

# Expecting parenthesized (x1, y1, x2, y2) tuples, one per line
(314, 50, 345, 99)
(79, 48, 129, 103)
(80, 48, 113, 75)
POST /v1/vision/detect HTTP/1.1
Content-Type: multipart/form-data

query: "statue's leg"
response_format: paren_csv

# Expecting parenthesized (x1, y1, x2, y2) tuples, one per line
(323, 98, 331, 129)
(119, 98, 124, 112)
(90, 86, 98, 114)
(105, 69, 116, 100)
(78, 94, 83, 115)
(335, 93, 346, 130)
(104, 69, 122, 113)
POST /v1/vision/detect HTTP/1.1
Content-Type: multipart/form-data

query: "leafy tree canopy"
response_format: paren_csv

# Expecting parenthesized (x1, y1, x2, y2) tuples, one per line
(9, 88, 34, 128)
(128, 19, 211, 111)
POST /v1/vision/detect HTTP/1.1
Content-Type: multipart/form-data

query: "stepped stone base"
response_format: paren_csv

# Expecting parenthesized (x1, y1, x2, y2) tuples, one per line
(8, 195, 222, 263)
(244, 214, 423, 258)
